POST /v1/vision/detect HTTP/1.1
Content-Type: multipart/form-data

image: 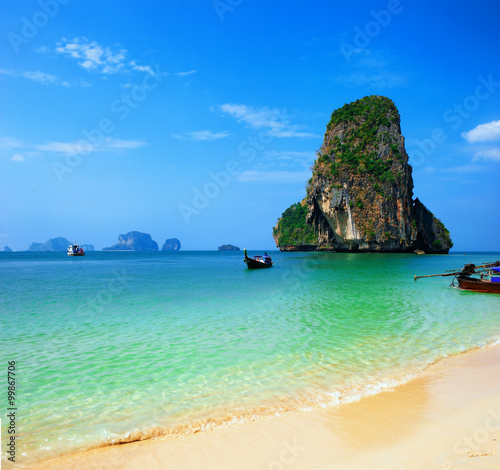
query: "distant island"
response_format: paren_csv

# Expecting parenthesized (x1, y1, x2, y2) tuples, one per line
(162, 238, 181, 251)
(273, 96, 453, 254)
(4, 246, 12, 252)
(103, 231, 159, 251)
(27, 237, 94, 252)
(218, 244, 240, 251)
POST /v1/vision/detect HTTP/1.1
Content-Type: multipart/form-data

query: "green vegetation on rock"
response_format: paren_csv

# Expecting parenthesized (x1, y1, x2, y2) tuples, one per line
(273, 202, 317, 246)
(312, 95, 403, 188)
(327, 95, 399, 129)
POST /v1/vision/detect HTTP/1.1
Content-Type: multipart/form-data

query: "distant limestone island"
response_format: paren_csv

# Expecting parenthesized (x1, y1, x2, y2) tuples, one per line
(218, 244, 240, 251)
(103, 231, 181, 251)
(27, 237, 94, 252)
(162, 238, 181, 251)
(273, 96, 453, 254)
(24, 233, 181, 252)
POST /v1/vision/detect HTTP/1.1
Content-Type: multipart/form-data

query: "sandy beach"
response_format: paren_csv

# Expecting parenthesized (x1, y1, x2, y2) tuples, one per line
(28, 343, 500, 470)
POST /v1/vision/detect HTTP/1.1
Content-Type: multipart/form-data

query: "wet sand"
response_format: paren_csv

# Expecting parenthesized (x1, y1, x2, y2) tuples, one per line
(29, 344, 500, 470)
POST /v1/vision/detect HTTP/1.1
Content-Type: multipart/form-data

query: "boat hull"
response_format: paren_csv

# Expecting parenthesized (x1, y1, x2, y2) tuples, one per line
(68, 253, 85, 256)
(244, 257, 272, 269)
(457, 276, 500, 294)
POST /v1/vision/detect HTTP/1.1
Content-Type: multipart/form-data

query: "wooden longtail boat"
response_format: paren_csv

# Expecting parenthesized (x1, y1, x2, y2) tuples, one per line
(415, 261, 500, 294)
(456, 275, 500, 294)
(243, 249, 273, 269)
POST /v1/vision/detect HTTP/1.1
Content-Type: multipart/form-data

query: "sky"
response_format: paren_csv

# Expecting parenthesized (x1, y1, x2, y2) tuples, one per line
(0, 0, 499, 251)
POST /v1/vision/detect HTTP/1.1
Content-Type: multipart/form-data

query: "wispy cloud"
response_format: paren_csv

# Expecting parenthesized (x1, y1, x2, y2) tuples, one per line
(22, 71, 58, 85)
(335, 71, 407, 88)
(333, 49, 408, 89)
(237, 169, 311, 184)
(266, 150, 316, 165)
(54, 37, 188, 80)
(37, 137, 147, 156)
(235, 149, 316, 185)
(0, 137, 23, 150)
(1, 136, 147, 163)
(55, 37, 128, 74)
(462, 120, 500, 143)
(219, 103, 319, 138)
(2, 68, 91, 87)
(444, 164, 487, 173)
(173, 130, 230, 141)
(473, 148, 500, 162)
(174, 70, 196, 77)
(129, 61, 153, 75)
(11, 153, 25, 162)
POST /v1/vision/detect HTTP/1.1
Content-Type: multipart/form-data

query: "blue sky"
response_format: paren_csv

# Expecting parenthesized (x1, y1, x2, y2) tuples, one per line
(0, 0, 499, 251)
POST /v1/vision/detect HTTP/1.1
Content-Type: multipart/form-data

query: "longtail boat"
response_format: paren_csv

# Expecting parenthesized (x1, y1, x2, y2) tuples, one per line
(243, 249, 273, 269)
(414, 261, 500, 294)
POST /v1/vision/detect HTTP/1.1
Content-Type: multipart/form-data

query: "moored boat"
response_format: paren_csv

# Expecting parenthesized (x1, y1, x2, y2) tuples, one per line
(243, 249, 273, 269)
(67, 244, 85, 256)
(415, 261, 500, 294)
(456, 274, 500, 294)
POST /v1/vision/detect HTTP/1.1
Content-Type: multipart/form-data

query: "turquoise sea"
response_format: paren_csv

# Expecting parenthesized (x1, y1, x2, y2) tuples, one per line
(1, 251, 500, 465)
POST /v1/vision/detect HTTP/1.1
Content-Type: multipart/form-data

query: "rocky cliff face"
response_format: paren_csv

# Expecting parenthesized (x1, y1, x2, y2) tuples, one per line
(274, 96, 452, 253)
(104, 231, 159, 251)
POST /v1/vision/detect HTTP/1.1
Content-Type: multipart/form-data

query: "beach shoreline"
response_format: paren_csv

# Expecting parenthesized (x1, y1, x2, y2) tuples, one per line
(26, 342, 500, 470)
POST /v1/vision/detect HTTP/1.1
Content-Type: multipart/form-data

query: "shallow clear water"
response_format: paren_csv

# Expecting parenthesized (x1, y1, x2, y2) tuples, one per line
(1, 251, 499, 464)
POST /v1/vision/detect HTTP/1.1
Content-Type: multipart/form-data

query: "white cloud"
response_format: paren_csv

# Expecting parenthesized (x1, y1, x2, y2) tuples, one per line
(0, 137, 23, 150)
(22, 71, 58, 85)
(54, 38, 193, 79)
(8, 69, 90, 87)
(238, 170, 311, 184)
(444, 164, 486, 173)
(335, 71, 407, 88)
(129, 61, 154, 75)
(473, 148, 500, 162)
(101, 138, 147, 150)
(462, 120, 500, 143)
(173, 130, 230, 141)
(334, 49, 408, 89)
(1, 136, 146, 162)
(220, 103, 319, 139)
(264, 150, 316, 170)
(37, 137, 147, 156)
(56, 37, 127, 74)
(174, 70, 196, 77)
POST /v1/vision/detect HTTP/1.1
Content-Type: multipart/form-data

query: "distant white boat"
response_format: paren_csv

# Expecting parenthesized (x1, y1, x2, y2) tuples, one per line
(67, 244, 85, 256)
